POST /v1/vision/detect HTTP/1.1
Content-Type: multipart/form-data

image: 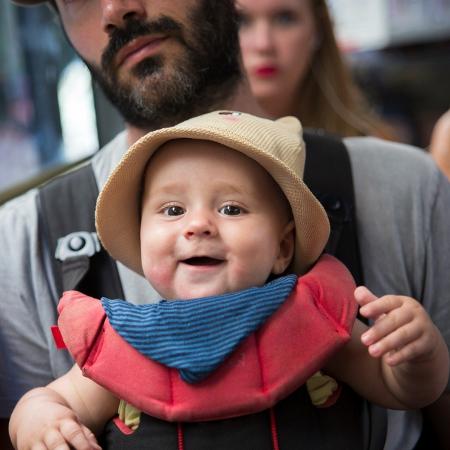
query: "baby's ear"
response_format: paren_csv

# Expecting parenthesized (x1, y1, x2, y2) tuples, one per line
(272, 220, 295, 275)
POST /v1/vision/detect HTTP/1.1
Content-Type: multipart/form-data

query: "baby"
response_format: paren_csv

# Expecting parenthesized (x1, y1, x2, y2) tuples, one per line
(10, 111, 449, 450)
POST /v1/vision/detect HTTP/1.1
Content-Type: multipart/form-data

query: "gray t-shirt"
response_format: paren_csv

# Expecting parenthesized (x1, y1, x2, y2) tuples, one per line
(0, 133, 449, 450)
(346, 137, 450, 449)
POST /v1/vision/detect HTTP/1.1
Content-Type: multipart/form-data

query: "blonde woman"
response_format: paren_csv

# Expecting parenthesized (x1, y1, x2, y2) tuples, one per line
(238, 0, 395, 139)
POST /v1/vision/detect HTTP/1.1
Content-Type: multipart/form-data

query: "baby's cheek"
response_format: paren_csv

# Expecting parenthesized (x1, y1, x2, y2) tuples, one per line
(231, 261, 267, 289)
(143, 263, 172, 295)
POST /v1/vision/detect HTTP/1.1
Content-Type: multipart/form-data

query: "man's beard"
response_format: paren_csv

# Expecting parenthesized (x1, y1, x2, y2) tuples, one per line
(84, 0, 242, 130)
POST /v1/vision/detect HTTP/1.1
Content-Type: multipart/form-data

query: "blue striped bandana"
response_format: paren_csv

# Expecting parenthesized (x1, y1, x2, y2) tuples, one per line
(101, 274, 297, 383)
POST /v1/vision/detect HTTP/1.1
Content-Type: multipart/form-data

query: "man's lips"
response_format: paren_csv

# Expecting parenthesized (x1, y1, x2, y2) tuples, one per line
(115, 35, 168, 68)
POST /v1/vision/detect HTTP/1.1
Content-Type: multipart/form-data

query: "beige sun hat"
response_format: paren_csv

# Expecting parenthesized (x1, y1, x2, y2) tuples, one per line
(96, 110, 330, 276)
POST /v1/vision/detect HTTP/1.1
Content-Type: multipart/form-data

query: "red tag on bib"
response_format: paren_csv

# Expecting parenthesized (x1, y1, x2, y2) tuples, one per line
(51, 325, 67, 349)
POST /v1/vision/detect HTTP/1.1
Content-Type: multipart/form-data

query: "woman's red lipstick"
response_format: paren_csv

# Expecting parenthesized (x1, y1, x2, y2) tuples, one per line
(254, 66, 278, 77)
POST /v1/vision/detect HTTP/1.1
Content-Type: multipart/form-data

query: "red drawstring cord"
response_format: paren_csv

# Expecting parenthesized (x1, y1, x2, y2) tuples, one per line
(177, 422, 185, 450)
(269, 408, 280, 450)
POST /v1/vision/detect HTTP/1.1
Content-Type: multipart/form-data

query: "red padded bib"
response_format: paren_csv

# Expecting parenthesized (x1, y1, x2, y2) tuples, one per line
(57, 254, 357, 422)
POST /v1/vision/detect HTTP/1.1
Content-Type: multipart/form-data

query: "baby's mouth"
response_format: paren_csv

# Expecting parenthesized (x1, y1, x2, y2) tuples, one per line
(181, 256, 224, 266)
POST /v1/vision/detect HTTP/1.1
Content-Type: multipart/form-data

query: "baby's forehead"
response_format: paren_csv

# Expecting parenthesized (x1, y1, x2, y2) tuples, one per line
(142, 138, 292, 215)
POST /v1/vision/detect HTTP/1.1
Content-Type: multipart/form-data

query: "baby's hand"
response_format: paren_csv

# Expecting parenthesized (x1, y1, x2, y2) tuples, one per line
(35, 420, 100, 450)
(354, 286, 440, 366)
(14, 400, 101, 450)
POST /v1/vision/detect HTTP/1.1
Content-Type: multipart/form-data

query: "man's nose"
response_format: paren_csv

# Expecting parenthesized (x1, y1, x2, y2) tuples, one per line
(183, 212, 218, 239)
(100, 0, 147, 34)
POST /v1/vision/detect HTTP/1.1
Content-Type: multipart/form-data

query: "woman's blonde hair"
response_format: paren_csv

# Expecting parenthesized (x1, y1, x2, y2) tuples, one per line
(297, 0, 393, 139)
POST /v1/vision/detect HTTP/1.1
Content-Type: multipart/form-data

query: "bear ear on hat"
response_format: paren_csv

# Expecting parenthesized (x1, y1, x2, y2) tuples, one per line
(275, 116, 302, 135)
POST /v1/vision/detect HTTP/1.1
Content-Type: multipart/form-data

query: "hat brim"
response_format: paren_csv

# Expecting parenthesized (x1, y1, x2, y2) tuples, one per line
(96, 126, 329, 277)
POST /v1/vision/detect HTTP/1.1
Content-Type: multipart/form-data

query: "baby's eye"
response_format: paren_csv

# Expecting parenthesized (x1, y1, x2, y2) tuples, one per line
(219, 205, 242, 216)
(163, 205, 185, 216)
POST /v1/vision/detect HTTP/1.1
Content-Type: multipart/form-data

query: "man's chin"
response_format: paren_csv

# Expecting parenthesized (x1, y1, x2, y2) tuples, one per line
(114, 61, 164, 89)
(116, 45, 185, 87)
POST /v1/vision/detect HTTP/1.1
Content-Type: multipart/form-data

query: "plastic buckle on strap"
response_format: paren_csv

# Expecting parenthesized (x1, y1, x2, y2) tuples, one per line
(55, 231, 100, 261)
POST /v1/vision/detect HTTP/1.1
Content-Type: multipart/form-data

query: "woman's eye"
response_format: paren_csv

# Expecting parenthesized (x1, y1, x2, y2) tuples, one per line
(163, 205, 185, 216)
(220, 205, 242, 216)
(273, 10, 298, 26)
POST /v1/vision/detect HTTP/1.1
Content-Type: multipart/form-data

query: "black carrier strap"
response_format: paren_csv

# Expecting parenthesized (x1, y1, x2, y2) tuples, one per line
(303, 130, 364, 285)
(304, 131, 387, 450)
(38, 164, 124, 300)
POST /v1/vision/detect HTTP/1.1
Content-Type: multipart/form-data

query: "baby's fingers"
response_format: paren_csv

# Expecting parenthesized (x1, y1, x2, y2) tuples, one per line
(358, 294, 405, 322)
(383, 341, 424, 366)
(30, 444, 48, 450)
(361, 305, 412, 348)
(81, 425, 101, 450)
(363, 322, 422, 362)
(59, 420, 101, 450)
(42, 427, 71, 450)
(354, 286, 378, 307)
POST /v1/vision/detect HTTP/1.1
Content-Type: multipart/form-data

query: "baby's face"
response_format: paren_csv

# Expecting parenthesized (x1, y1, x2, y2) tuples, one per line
(140, 139, 294, 300)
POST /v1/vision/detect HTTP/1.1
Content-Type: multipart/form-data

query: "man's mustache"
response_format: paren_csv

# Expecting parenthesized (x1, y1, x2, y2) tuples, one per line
(101, 16, 184, 71)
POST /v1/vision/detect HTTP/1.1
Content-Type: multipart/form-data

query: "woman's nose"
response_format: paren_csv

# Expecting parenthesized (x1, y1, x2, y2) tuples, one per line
(249, 21, 275, 53)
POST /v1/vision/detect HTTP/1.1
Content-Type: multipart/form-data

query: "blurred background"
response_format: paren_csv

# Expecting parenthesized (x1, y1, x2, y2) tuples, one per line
(0, 0, 449, 200)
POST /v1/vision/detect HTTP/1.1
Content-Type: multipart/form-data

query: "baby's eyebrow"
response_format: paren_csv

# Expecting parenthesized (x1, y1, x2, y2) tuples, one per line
(211, 183, 246, 196)
(149, 182, 186, 196)
(151, 181, 249, 198)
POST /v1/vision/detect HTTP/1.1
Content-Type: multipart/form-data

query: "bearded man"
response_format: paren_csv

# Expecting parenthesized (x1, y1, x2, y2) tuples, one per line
(1, 0, 449, 448)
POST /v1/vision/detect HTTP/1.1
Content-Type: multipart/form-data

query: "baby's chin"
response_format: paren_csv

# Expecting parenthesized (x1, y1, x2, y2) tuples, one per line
(170, 288, 231, 301)
(160, 284, 242, 301)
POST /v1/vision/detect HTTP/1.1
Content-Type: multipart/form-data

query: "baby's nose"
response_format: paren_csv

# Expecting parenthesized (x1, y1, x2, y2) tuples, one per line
(183, 212, 217, 239)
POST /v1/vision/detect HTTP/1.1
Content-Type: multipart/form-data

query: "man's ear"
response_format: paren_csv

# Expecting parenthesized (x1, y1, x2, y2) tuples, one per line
(272, 220, 295, 275)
